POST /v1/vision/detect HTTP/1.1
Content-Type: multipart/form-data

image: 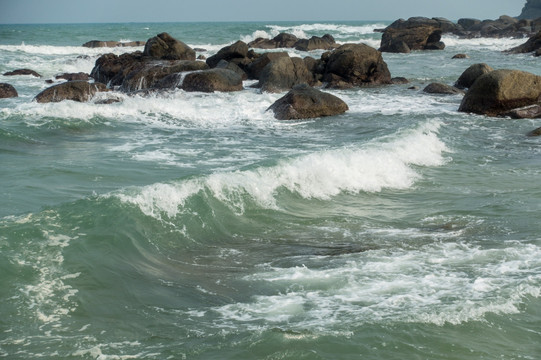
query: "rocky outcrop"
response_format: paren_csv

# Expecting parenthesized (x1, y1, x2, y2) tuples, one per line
(0, 83, 18, 98)
(3, 69, 42, 77)
(206, 41, 249, 68)
(246, 52, 289, 80)
(248, 33, 337, 51)
(457, 15, 535, 38)
(455, 63, 494, 89)
(143, 33, 195, 61)
(294, 34, 337, 51)
(506, 30, 541, 54)
(380, 17, 447, 53)
(518, 0, 541, 20)
(458, 69, 541, 117)
(91, 52, 145, 87)
(55, 72, 91, 81)
(34, 81, 107, 103)
(423, 83, 464, 95)
(181, 68, 243, 93)
(323, 43, 392, 88)
(259, 56, 313, 93)
(267, 84, 348, 120)
(83, 40, 145, 48)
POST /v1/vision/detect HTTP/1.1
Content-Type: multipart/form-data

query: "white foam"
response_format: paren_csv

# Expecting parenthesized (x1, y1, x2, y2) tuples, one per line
(0, 43, 143, 57)
(115, 120, 447, 219)
(442, 35, 526, 52)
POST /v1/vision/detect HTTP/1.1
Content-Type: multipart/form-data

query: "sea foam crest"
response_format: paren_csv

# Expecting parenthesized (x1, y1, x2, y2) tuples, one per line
(116, 121, 447, 219)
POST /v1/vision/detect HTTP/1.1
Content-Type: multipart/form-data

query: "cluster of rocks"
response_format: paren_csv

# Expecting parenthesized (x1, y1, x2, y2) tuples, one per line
(378, 15, 541, 53)
(248, 33, 338, 51)
(83, 40, 146, 48)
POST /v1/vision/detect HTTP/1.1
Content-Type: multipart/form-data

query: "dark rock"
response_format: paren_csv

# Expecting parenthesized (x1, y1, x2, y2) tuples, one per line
(34, 81, 108, 103)
(259, 56, 313, 93)
(423, 82, 464, 95)
(518, 0, 541, 20)
(455, 63, 494, 89)
(181, 68, 243, 93)
(323, 43, 392, 88)
(246, 52, 289, 80)
(267, 84, 348, 120)
(391, 77, 409, 84)
(95, 97, 122, 105)
(121, 60, 209, 92)
(408, 86, 420, 90)
(206, 41, 249, 68)
(506, 30, 541, 54)
(0, 83, 18, 98)
(197, 55, 206, 60)
(458, 69, 541, 116)
(90, 52, 145, 87)
(216, 60, 248, 80)
(83, 40, 145, 48)
(143, 33, 195, 61)
(193, 48, 207, 52)
(294, 34, 337, 51)
(248, 33, 299, 49)
(503, 104, 541, 119)
(527, 126, 541, 136)
(3, 69, 42, 77)
(380, 17, 445, 53)
(452, 53, 469, 59)
(458, 18, 481, 31)
(55, 72, 91, 81)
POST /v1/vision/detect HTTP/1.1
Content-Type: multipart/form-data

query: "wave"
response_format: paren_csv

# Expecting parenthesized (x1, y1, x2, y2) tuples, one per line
(114, 120, 447, 219)
(0, 43, 142, 56)
(442, 35, 526, 51)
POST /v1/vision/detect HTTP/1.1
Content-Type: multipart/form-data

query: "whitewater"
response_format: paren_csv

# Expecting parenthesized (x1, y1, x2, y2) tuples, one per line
(0, 21, 540, 359)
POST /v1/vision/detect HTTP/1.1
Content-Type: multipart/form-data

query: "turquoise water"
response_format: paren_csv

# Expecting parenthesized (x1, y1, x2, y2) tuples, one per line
(1, 22, 540, 359)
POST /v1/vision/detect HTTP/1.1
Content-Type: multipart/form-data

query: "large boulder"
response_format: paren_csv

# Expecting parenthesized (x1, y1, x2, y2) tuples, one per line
(206, 41, 249, 68)
(143, 32, 195, 61)
(323, 43, 392, 88)
(380, 17, 446, 53)
(120, 60, 209, 92)
(506, 30, 541, 54)
(3, 69, 42, 77)
(518, 0, 541, 20)
(34, 81, 107, 103)
(246, 52, 289, 80)
(455, 63, 494, 89)
(259, 56, 313, 93)
(181, 68, 243, 93)
(267, 84, 348, 120)
(294, 34, 337, 51)
(0, 83, 18, 98)
(90, 52, 145, 87)
(458, 69, 541, 117)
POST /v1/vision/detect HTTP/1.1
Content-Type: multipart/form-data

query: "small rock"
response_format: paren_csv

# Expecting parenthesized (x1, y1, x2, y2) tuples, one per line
(0, 83, 18, 98)
(423, 82, 464, 95)
(35, 81, 108, 103)
(452, 53, 469, 59)
(3, 69, 42, 77)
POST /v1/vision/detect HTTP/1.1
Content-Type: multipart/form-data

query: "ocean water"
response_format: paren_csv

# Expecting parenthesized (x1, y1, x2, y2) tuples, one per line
(0, 21, 540, 359)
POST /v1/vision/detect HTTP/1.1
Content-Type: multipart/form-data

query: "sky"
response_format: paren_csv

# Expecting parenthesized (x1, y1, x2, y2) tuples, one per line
(0, 0, 524, 24)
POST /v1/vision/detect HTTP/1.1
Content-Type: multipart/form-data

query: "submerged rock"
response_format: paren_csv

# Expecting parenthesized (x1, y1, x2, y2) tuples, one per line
(0, 83, 18, 98)
(34, 81, 108, 103)
(267, 84, 348, 120)
(527, 126, 541, 136)
(455, 63, 494, 89)
(181, 68, 243, 93)
(3, 69, 42, 78)
(458, 69, 541, 117)
(423, 83, 464, 95)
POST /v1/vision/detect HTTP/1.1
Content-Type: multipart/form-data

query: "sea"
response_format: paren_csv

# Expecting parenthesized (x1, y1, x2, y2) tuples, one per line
(0, 21, 540, 359)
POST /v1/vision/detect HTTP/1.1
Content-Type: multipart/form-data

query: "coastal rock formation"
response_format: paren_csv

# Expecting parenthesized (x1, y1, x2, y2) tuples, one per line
(267, 84, 348, 120)
(323, 43, 392, 88)
(83, 40, 145, 48)
(455, 63, 494, 89)
(34, 81, 108, 103)
(259, 56, 313, 93)
(423, 83, 464, 95)
(181, 68, 243, 93)
(456, 15, 535, 38)
(55, 72, 91, 81)
(458, 69, 541, 117)
(518, 0, 541, 20)
(143, 33, 195, 61)
(206, 41, 249, 68)
(379, 17, 447, 53)
(248, 33, 337, 51)
(91, 52, 145, 87)
(294, 34, 337, 51)
(506, 30, 541, 54)
(0, 83, 18, 98)
(3, 69, 42, 77)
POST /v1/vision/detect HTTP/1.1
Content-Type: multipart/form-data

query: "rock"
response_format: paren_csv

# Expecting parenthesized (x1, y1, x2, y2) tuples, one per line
(455, 63, 494, 89)
(34, 81, 107, 103)
(143, 32, 195, 61)
(452, 53, 469, 59)
(423, 82, 464, 95)
(216, 60, 248, 80)
(527, 126, 541, 136)
(248, 33, 299, 49)
(197, 55, 206, 60)
(502, 104, 541, 119)
(259, 56, 313, 93)
(267, 84, 348, 120)
(3, 69, 42, 77)
(323, 43, 392, 88)
(206, 41, 249, 68)
(246, 52, 289, 80)
(458, 69, 541, 116)
(181, 68, 243, 93)
(458, 18, 481, 31)
(518, 0, 541, 20)
(0, 83, 18, 98)
(83, 40, 145, 48)
(91, 52, 145, 87)
(380, 17, 446, 53)
(55, 72, 91, 81)
(506, 30, 541, 54)
(294, 34, 337, 51)
(391, 77, 409, 84)
(120, 60, 209, 92)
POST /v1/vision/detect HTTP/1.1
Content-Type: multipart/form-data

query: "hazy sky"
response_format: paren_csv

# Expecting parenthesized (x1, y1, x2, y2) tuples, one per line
(0, 0, 524, 24)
